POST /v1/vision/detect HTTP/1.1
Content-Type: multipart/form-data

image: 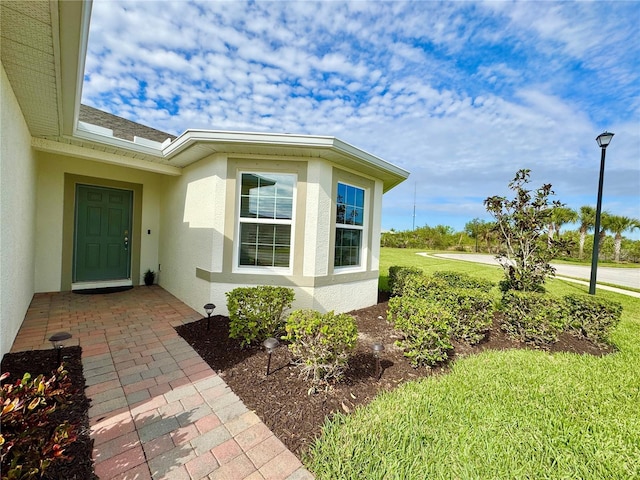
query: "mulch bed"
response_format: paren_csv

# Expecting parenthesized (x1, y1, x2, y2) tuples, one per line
(175, 295, 614, 457)
(0, 295, 614, 477)
(1, 346, 97, 480)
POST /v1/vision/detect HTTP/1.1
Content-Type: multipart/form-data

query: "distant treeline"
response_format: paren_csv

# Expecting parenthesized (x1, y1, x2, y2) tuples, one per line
(382, 207, 640, 264)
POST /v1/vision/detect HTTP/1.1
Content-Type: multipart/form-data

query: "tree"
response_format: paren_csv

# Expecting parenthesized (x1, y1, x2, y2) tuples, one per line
(577, 205, 596, 259)
(464, 218, 482, 252)
(547, 206, 577, 245)
(480, 221, 500, 253)
(601, 215, 639, 262)
(484, 169, 566, 292)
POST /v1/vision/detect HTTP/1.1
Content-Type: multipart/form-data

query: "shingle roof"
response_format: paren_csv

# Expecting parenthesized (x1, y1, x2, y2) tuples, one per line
(78, 105, 176, 143)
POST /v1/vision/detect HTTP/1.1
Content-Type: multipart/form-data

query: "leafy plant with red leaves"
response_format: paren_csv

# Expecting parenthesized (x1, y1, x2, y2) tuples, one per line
(1, 366, 78, 480)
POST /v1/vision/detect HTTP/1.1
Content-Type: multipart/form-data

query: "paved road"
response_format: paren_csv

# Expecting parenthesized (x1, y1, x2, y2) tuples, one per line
(428, 253, 640, 294)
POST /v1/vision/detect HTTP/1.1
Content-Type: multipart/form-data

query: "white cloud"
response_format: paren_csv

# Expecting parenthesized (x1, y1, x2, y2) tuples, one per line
(83, 0, 640, 237)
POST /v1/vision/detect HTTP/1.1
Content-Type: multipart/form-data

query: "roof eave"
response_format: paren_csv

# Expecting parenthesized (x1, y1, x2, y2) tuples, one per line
(165, 130, 409, 191)
(59, 0, 92, 137)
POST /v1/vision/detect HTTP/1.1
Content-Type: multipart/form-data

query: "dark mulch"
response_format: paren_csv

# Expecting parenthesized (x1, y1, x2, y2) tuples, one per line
(175, 297, 615, 458)
(1, 346, 97, 480)
(0, 296, 613, 478)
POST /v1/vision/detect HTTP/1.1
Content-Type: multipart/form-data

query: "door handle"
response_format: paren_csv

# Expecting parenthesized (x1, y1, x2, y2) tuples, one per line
(124, 236, 129, 250)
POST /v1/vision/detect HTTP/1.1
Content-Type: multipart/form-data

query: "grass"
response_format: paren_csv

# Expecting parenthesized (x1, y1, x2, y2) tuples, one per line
(306, 248, 640, 479)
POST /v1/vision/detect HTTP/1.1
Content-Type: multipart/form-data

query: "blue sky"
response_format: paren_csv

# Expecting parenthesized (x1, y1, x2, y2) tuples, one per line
(82, 0, 640, 239)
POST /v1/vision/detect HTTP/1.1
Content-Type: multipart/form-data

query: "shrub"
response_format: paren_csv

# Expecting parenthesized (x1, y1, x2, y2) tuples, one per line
(500, 291, 566, 346)
(388, 266, 423, 296)
(564, 294, 623, 345)
(401, 274, 449, 299)
(432, 270, 495, 292)
(283, 310, 358, 384)
(226, 286, 294, 347)
(1, 367, 78, 480)
(387, 297, 453, 367)
(436, 288, 493, 345)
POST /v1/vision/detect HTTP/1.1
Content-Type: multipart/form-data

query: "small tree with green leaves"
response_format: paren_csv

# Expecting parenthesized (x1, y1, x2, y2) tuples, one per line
(484, 169, 568, 292)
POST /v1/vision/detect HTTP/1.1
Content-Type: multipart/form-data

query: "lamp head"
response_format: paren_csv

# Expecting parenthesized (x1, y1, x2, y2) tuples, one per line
(49, 331, 72, 349)
(204, 303, 215, 316)
(596, 131, 614, 148)
(263, 337, 279, 353)
(372, 343, 385, 357)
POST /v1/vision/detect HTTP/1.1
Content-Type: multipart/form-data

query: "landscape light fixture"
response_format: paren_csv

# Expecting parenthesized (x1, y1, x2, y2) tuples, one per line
(263, 337, 280, 376)
(49, 332, 72, 364)
(589, 131, 614, 295)
(371, 343, 385, 380)
(204, 303, 216, 330)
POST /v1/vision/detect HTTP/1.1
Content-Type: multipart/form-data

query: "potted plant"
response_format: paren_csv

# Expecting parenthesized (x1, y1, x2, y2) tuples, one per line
(143, 269, 155, 286)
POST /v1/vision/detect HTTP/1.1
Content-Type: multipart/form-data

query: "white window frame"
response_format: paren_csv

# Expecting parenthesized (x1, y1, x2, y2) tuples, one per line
(334, 181, 367, 272)
(234, 171, 297, 275)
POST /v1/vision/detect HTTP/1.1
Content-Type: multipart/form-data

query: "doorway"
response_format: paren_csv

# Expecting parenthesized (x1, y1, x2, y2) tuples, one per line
(73, 184, 133, 286)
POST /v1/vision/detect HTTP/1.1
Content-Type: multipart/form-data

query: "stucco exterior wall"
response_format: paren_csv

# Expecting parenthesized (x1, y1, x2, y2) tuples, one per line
(303, 159, 332, 277)
(0, 65, 38, 357)
(34, 152, 164, 292)
(159, 154, 227, 313)
(161, 152, 385, 316)
(200, 276, 377, 317)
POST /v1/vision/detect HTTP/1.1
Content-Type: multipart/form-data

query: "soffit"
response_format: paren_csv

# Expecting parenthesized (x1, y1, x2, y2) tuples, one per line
(1, 0, 60, 137)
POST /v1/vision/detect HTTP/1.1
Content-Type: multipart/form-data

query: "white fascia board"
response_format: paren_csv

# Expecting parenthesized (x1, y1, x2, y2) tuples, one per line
(32, 137, 181, 176)
(59, 0, 93, 137)
(164, 129, 409, 179)
(329, 137, 410, 179)
(163, 129, 336, 156)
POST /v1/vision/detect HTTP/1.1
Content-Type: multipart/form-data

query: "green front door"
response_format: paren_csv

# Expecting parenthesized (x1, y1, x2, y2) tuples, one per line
(74, 185, 133, 282)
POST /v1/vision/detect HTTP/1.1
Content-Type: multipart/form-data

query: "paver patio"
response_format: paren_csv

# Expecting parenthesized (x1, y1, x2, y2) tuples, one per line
(9, 286, 314, 480)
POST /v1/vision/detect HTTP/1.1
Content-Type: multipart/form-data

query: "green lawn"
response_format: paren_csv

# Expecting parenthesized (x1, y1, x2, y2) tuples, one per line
(306, 248, 640, 479)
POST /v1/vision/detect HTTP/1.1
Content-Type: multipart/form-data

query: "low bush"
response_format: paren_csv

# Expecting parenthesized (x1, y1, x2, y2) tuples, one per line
(388, 266, 423, 296)
(387, 297, 454, 367)
(283, 309, 358, 384)
(433, 270, 495, 292)
(500, 291, 566, 346)
(437, 288, 493, 344)
(226, 286, 294, 347)
(1, 367, 78, 480)
(564, 294, 623, 345)
(401, 274, 449, 299)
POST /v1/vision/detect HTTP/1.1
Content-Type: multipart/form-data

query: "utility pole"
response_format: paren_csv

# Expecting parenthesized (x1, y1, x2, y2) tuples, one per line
(412, 182, 416, 230)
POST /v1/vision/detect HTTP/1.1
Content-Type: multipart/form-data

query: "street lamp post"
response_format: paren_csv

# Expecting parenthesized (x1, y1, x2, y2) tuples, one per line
(589, 131, 614, 295)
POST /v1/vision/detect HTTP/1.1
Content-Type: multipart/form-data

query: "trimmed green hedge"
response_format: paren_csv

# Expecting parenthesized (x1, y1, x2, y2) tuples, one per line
(226, 286, 294, 347)
(388, 297, 453, 367)
(500, 291, 566, 346)
(437, 288, 494, 345)
(388, 266, 423, 297)
(401, 274, 448, 299)
(564, 294, 622, 345)
(433, 270, 495, 292)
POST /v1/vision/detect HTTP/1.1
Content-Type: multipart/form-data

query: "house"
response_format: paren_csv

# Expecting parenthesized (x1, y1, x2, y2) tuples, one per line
(0, 0, 409, 358)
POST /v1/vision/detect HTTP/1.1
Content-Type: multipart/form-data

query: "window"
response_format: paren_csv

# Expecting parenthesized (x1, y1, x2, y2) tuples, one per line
(335, 182, 365, 268)
(238, 173, 295, 268)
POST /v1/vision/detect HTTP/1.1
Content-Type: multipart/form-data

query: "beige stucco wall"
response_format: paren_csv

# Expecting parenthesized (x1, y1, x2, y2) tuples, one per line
(159, 153, 227, 313)
(160, 152, 384, 316)
(0, 64, 38, 357)
(34, 152, 164, 292)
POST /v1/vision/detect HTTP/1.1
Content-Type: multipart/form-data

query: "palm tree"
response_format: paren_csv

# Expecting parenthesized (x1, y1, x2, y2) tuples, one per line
(478, 221, 499, 253)
(601, 215, 638, 262)
(577, 206, 596, 259)
(548, 206, 578, 246)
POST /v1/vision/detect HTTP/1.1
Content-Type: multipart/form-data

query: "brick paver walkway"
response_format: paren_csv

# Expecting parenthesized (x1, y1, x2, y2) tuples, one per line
(10, 286, 314, 480)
